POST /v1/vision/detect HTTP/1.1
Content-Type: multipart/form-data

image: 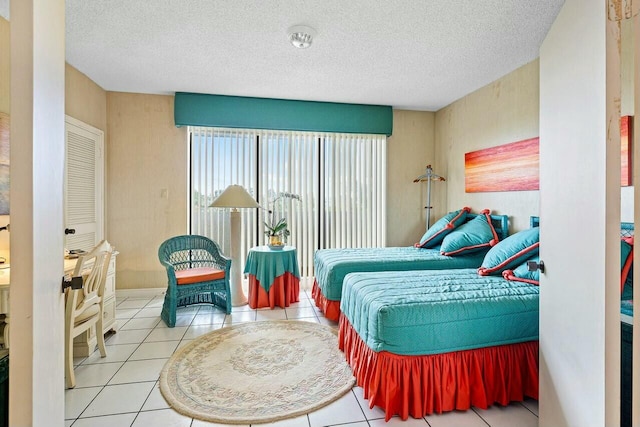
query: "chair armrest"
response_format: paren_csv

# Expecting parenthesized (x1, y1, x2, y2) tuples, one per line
(159, 259, 177, 283)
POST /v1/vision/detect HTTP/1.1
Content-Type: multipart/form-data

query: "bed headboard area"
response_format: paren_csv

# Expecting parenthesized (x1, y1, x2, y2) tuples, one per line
(622, 222, 634, 238)
(530, 216, 633, 237)
(530, 216, 539, 228)
(466, 213, 509, 241)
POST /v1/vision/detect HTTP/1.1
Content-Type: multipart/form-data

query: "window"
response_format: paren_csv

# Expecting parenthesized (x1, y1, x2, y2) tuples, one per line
(190, 127, 386, 278)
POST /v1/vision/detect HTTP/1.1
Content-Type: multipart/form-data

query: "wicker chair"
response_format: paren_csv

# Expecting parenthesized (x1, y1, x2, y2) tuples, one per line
(158, 235, 232, 327)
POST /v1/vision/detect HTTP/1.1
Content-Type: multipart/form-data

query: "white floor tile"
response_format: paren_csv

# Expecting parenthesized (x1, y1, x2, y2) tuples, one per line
(81, 382, 155, 417)
(522, 398, 539, 416)
(82, 344, 139, 365)
(105, 328, 152, 345)
(72, 362, 123, 388)
(65, 386, 102, 419)
(144, 326, 188, 342)
(129, 341, 179, 360)
(256, 310, 288, 321)
(117, 299, 152, 309)
(144, 298, 165, 308)
(132, 408, 192, 426)
(134, 307, 163, 318)
(352, 386, 387, 420)
(108, 358, 168, 384)
(224, 310, 256, 324)
(318, 317, 338, 327)
(120, 317, 161, 330)
(474, 403, 538, 427)
(172, 313, 197, 327)
(141, 382, 170, 411)
(286, 306, 318, 319)
(183, 324, 223, 340)
(115, 308, 141, 320)
(308, 390, 366, 427)
(426, 409, 489, 427)
(72, 413, 138, 427)
(191, 312, 227, 325)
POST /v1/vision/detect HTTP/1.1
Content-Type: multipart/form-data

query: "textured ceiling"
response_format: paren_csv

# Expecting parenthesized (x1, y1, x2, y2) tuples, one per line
(2, 0, 564, 111)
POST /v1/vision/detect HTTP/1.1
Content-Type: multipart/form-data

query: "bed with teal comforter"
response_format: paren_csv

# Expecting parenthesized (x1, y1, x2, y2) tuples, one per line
(315, 247, 486, 301)
(312, 213, 509, 321)
(340, 268, 539, 356)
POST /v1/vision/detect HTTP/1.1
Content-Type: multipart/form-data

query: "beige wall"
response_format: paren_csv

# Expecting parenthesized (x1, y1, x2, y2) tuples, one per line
(107, 92, 187, 289)
(65, 64, 107, 133)
(434, 60, 540, 233)
(386, 110, 435, 245)
(0, 18, 9, 261)
(0, 17, 9, 115)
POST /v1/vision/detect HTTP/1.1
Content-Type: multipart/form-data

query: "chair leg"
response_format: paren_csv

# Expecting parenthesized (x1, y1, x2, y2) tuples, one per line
(161, 293, 177, 327)
(96, 315, 107, 358)
(65, 323, 75, 389)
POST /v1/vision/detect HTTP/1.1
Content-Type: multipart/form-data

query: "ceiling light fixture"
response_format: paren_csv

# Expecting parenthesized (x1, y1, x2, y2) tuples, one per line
(288, 25, 316, 49)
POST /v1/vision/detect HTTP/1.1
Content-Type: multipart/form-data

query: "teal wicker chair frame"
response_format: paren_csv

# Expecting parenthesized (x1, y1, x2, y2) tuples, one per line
(158, 235, 231, 327)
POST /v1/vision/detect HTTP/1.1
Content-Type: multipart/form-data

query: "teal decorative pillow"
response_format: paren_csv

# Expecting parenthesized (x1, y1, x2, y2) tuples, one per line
(478, 227, 540, 276)
(621, 237, 633, 294)
(502, 255, 540, 285)
(440, 210, 499, 256)
(415, 207, 471, 249)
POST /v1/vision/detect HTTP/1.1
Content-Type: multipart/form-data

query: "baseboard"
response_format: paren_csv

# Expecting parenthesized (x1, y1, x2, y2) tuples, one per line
(116, 288, 166, 299)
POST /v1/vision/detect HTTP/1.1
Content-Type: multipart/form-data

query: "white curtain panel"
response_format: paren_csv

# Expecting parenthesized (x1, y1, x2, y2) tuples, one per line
(190, 127, 386, 278)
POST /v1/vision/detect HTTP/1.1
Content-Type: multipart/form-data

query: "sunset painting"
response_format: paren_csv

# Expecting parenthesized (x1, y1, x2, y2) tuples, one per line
(465, 137, 539, 193)
(621, 115, 632, 187)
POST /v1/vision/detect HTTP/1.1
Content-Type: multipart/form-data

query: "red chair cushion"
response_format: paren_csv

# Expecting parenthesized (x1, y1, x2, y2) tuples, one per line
(175, 267, 226, 285)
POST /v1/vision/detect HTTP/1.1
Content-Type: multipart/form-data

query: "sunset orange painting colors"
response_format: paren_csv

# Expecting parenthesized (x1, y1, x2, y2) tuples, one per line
(465, 137, 539, 193)
(621, 116, 632, 187)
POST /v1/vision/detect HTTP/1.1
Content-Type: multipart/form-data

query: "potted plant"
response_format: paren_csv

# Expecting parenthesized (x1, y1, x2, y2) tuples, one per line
(264, 192, 301, 247)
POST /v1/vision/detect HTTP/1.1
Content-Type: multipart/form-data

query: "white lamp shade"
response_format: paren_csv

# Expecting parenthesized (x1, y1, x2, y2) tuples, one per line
(209, 185, 260, 209)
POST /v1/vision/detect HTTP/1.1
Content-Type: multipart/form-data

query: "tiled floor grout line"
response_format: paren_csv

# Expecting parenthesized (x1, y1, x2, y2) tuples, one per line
(72, 297, 156, 422)
(68, 291, 537, 427)
(471, 406, 495, 427)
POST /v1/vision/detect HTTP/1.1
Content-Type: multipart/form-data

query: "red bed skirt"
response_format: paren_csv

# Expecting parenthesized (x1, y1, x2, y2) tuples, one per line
(248, 272, 300, 309)
(338, 314, 539, 421)
(311, 280, 341, 321)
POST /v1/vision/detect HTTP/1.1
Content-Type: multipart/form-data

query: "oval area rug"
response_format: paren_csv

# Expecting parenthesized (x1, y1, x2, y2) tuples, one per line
(159, 320, 355, 424)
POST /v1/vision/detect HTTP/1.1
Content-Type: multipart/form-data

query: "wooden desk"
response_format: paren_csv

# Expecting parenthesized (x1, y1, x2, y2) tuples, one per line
(0, 256, 117, 355)
(243, 246, 300, 309)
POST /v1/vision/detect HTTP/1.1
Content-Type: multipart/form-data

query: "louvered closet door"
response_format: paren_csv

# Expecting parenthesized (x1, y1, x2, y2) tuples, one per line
(64, 116, 104, 252)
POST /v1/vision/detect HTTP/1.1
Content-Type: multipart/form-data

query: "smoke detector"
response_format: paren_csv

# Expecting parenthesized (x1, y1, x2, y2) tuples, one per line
(288, 25, 317, 49)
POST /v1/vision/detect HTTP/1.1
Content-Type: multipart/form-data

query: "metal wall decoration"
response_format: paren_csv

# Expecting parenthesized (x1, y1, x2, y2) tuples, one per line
(414, 165, 445, 230)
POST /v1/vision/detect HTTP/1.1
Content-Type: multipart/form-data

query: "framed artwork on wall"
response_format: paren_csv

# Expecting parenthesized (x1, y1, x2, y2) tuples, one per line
(621, 115, 633, 187)
(0, 112, 8, 215)
(465, 137, 539, 193)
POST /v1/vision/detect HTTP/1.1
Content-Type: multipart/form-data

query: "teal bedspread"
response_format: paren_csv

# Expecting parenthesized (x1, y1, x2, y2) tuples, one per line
(340, 269, 539, 356)
(314, 247, 486, 301)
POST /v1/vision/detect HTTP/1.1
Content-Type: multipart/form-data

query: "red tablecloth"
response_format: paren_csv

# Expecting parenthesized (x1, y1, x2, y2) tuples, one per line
(248, 271, 300, 309)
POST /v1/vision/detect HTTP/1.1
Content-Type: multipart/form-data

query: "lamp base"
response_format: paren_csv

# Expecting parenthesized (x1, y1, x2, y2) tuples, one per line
(229, 210, 248, 307)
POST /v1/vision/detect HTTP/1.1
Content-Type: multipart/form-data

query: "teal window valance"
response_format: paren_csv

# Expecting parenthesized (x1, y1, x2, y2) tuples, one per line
(174, 92, 393, 136)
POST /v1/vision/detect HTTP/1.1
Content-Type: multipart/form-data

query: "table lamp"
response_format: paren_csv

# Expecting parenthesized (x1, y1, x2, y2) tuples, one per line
(210, 185, 260, 306)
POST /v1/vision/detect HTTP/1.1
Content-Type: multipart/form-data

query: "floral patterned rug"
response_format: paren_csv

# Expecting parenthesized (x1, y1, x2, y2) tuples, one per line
(159, 320, 355, 424)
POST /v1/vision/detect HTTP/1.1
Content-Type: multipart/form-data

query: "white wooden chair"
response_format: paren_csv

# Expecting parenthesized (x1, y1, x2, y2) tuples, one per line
(65, 240, 114, 389)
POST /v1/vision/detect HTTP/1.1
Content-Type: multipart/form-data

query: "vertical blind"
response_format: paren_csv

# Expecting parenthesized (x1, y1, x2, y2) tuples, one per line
(190, 127, 386, 279)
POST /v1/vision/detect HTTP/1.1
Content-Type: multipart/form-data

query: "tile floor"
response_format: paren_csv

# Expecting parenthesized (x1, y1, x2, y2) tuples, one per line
(65, 288, 539, 427)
